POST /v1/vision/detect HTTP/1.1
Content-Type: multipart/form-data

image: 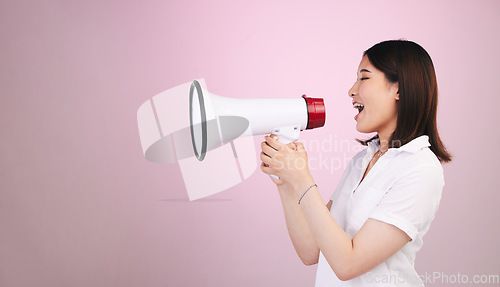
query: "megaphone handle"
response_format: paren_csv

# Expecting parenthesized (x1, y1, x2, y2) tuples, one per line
(270, 135, 293, 179)
(269, 125, 301, 180)
(276, 136, 293, 144)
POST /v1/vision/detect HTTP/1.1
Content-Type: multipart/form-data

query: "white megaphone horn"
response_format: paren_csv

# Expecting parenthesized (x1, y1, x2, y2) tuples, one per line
(189, 80, 326, 162)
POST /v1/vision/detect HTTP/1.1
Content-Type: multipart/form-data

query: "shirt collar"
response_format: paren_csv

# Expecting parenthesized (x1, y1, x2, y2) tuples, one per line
(367, 135, 431, 155)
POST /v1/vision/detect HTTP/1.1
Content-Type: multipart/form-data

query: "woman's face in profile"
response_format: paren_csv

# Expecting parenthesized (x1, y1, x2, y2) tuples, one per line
(348, 55, 400, 135)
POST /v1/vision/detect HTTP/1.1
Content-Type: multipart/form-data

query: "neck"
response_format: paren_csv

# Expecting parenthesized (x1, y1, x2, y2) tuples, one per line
(377, 131, 393, 153)
(377, 116, 397, 152)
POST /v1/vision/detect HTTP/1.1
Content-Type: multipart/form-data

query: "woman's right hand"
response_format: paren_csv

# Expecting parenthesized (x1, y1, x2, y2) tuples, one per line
(260, 135, 298, 187)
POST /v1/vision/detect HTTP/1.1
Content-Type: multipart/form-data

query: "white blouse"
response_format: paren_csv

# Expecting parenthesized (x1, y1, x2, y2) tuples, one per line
(315, 135, 445, 286)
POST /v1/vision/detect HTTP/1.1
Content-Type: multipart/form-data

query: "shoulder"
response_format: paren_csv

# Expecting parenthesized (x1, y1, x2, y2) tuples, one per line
(387, 147, 445, 202)
(391, 135, 443, 175)
(371, 148, 445, 232)
(393, 147, 444, 180)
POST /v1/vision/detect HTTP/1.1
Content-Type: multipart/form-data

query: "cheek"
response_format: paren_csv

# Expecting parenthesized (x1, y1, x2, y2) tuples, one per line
(378, 101, 398, 122)
(365, 97, 397, 121)
(359, 85, 396, 115)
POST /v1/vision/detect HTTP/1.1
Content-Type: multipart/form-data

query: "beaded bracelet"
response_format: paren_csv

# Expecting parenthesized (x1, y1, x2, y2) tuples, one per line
(298, 183, 317, 205)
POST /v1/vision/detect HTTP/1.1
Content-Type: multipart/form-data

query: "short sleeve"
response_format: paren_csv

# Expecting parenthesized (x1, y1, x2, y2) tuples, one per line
(368, 163, 445, 240)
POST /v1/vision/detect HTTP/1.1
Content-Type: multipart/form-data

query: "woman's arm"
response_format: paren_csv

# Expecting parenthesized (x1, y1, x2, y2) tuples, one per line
(261, 136, 411, 281)
(297, 183, 410, 280)
(274, 177, 334, 265)
(276, 183, 319, 265)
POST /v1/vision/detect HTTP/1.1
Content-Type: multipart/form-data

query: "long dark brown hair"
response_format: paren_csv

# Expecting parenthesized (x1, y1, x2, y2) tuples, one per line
(357, 40, 452, 163)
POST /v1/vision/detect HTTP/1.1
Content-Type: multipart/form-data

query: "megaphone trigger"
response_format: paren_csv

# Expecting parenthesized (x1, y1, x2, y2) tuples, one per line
(272, 125, 302, 144)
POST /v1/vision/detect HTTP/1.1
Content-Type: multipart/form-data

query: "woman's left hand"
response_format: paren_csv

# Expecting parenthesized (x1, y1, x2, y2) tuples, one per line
(260, 135, 314, 192)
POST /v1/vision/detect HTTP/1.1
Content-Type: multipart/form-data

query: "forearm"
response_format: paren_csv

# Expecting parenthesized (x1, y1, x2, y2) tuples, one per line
(278, 185, 320, 265)
(297, 184, 355, 280)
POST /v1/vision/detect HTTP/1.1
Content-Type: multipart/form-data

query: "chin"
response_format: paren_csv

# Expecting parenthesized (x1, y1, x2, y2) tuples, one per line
(355, 123, 373, 134)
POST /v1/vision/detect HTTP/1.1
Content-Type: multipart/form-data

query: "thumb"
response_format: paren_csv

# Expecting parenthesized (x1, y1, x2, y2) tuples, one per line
(286, 142, 298, 151)
(295, 142, 306, 151)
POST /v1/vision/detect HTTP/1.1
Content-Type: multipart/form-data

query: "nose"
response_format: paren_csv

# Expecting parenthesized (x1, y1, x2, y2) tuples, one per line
(348, 82, 357, 98)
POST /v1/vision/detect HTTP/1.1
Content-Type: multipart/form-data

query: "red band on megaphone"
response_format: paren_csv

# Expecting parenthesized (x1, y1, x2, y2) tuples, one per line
(302, 95, 326, 130)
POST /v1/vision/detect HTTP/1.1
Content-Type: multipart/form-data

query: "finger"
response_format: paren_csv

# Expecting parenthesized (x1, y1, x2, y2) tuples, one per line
(295, 142, 306, 152)
(260, 161, 277, 175)
(260, 163, 284, 185)
(265, 135, 285, 151)
(261, 141, 278, 157)
(260, 151, 273, 166)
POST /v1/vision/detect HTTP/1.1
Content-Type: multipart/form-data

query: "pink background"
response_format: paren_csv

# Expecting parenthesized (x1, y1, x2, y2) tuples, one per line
(1, 1, 499, 286)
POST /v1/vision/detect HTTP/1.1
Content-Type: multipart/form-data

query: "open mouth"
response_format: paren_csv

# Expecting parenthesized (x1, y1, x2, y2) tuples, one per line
(353, 103, 364, 113)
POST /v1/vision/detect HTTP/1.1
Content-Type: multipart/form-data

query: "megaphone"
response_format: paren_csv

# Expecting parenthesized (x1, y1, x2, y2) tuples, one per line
(189, 80, 326, 162)
(137, 79, 327, 200)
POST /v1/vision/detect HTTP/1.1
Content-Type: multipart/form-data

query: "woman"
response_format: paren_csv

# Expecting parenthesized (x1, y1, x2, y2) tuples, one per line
(260, 40, 452, 286)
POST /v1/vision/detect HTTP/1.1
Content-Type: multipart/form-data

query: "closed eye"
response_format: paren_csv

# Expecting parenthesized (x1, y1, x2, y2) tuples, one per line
(361, 77, 369, 81)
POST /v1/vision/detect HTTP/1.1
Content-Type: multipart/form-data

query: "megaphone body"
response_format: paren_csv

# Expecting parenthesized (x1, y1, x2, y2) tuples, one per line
(189, 80, 326, 162)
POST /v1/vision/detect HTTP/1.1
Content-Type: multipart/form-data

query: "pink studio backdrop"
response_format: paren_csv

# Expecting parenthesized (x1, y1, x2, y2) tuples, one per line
(1, 1, 499, 286)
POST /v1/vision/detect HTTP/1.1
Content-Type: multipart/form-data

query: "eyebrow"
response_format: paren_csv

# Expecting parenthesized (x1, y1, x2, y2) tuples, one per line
(359, 68, 372, 73)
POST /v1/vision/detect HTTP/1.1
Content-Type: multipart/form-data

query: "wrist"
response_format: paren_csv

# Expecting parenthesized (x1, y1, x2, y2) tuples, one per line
(297, 183, 317, 205)
(277, 184, 299, 203)
(291, 174, 316, 198)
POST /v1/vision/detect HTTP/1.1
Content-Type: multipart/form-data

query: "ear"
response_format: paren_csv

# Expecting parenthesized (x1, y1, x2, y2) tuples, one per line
(392, 82, 399, 100)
